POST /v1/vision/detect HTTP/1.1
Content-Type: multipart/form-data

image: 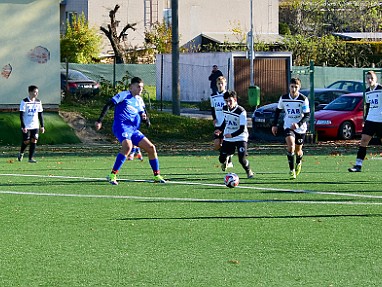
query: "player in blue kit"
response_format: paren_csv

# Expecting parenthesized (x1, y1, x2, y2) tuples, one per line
(272, 78, 310, 179)
(128, 94, 147, 161)
(95, 77, 165, 185)
(215, 90, 254, 178)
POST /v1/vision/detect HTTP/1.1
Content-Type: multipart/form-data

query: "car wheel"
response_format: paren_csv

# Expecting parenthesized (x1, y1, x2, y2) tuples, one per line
(338, 121, 354, 140)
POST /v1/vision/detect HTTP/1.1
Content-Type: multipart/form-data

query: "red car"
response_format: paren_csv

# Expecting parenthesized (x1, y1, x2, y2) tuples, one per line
(315, 93, 364, 140)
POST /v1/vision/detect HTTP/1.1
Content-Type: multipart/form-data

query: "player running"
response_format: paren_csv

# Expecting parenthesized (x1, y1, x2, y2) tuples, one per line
(95, 77, 165, 185)
(210, 76, 233, 170)
(348, 70, 382, 172)
(215, 90, 254, 178)
(271, 77, 310, 179)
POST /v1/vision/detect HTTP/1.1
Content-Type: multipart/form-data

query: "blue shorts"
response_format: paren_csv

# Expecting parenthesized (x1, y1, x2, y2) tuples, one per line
(113, 124, 145, 146)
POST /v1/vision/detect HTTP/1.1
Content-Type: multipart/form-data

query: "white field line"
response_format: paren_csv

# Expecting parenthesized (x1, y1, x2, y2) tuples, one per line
(0, 173, 382, 204)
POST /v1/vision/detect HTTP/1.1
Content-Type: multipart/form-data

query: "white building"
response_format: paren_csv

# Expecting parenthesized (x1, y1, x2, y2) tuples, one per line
(60, 0, 280, 55)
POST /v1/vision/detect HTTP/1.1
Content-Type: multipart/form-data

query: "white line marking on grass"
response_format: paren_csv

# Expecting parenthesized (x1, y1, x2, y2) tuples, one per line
(1, 173, 382, 202)
(0, 189, 382, 205)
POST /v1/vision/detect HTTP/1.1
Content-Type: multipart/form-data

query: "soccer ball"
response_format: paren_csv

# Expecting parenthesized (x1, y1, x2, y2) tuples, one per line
(224, 173, 239, 188)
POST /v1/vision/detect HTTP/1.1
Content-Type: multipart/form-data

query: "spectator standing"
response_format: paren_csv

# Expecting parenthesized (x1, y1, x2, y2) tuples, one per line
(208, 65, 223, 95)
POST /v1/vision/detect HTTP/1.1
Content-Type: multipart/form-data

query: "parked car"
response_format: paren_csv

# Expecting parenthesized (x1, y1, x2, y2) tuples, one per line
(326, 80, 364, 93)
(251, 88, 350, 140)
(300, 88, 350, 109)
(315, 93, 364, 140)
(61, 69, 100, 96)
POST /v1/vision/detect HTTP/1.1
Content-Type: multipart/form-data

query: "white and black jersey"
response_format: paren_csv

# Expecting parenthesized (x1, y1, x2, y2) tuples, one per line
(220, 104, 248, 142)
(365, 84, 382, 123)
(210, 91, 226, 127)
(276, 93, 310, 134)
(19, 97, 44, 129)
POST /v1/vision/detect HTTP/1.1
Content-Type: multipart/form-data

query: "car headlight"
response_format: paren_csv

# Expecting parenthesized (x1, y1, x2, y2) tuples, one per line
(316, 120, 332, 125)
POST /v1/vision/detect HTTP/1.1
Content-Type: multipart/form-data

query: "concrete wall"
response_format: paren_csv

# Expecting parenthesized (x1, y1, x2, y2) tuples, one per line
(0, 0, 61, 106)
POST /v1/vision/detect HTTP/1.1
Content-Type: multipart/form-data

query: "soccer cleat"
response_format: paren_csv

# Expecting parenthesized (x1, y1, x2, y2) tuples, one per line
(107, 173, 118, 185)
(136, 152, 143, 161)
(246, 169, 254, 179)
(153, 175, 166, 183)
(221, 157, 229, 171)
(28, 158, 37, 163)
(128, 153, 134, 161)
(17, 153, 24, 162)
(348, 165, 362, 172)
(295, 162, 302, 176)
(289, 170, 296, 180)
(227, 155, 234, 168)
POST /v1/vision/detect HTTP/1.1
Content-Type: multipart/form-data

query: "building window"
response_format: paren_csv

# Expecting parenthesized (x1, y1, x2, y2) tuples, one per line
(163, 8, 171, 27)
(66, 11, 78, 27)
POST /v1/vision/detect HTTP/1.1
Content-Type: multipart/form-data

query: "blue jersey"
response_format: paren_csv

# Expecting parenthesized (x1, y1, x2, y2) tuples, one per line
(111, 90, 145, 128)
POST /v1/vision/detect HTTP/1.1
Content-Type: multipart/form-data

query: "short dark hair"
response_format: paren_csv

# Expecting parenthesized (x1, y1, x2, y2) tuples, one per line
(223, 90, 237, 100)
(28, 85, 38, 92)
(130, 77, 143, 85)
(290, 78, 301, 86)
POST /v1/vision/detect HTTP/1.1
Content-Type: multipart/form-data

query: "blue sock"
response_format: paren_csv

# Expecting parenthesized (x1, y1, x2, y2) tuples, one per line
(112, 153, 127, 173)
(149, 158, 160, 175)
(136, 147, 141, 153)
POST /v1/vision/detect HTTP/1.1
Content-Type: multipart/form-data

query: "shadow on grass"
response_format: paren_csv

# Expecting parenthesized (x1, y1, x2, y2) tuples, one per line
(115, 213, 382, 221)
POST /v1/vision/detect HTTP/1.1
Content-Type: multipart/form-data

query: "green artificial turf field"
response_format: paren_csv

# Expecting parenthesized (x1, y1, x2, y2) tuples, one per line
(1, 147, 382, 286)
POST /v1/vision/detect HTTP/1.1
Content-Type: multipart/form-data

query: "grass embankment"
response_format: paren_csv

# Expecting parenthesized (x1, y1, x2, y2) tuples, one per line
(0, 100, 214, 146)
(0, 112, 81, 146)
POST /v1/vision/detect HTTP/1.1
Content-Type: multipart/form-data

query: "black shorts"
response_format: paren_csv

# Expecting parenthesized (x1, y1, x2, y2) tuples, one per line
(284, 128, 305, 145)
(22, 128, 39, 141)
(362, 120, 382, 137)
(221, 140, 248, 156)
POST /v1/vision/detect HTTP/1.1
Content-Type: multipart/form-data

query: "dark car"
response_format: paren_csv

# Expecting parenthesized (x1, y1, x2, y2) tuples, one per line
(251, 88, 350, 140)
(315, 93, 364, 140)
(300, 88, 350, 109)
(326, 80, 364, 93)
(61, 69, 100, 96)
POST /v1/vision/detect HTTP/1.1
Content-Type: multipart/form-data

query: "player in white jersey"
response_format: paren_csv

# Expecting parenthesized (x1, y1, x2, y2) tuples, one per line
(210, 76, 233, 168)
(17, 85, 45, 163)
(349, 71, 382, 172)
(214, 90, 254, 178)
(272, 78, 310, 179)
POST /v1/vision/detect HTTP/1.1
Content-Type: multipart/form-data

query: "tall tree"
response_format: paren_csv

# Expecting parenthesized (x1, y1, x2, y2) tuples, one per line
(100, 4, 137, 64)
(60, 13, 101, 63)
(280, 0, 382, 36)
(144, 22, 173, 54)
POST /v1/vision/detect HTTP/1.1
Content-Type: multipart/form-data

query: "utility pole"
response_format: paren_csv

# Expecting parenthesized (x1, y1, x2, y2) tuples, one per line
(249, 0, 254, 87)
(171, 0, 180, 115)
(247, 0, 260, 108)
